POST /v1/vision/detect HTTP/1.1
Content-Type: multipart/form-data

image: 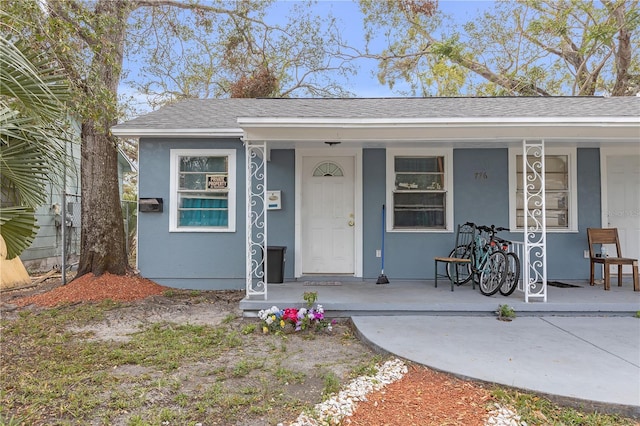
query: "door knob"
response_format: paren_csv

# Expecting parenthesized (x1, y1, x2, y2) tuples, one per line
(348, 220, 355, 227)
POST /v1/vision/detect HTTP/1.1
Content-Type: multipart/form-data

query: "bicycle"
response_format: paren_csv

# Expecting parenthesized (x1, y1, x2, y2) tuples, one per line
(473, 225, 509, 296)
(446, 222, 508, 296)
(444, 223, 475, 286)
(493, 233, 521, 296)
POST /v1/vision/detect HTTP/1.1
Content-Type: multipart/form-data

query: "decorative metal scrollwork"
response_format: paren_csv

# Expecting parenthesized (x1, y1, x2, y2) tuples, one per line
(246, 143, 267, 299)
(522, 140, 547, 302)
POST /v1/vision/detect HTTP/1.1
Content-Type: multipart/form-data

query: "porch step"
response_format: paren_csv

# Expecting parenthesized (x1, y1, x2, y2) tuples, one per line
(240, 279, 640, 318)
(241, 305, 639, 318)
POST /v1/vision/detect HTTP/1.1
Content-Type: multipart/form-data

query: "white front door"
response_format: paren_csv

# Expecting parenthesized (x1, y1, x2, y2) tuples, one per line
(301, 156, 355, 274)
(604, 152, 640, 274)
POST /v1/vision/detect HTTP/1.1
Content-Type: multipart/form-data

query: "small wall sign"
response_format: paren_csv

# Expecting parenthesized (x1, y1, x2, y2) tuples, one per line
(267, 190, 282, 210)
(206, 174, 227, 190)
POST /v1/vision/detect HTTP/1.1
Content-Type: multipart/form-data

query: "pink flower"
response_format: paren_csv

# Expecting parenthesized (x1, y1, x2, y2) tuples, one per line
(282, 308, 299, 323)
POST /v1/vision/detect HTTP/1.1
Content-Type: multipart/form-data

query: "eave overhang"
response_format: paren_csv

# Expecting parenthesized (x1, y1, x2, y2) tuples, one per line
(111, 116, 640, 145)
(111, 128, 243, 139)
(238, 116, 640, 143)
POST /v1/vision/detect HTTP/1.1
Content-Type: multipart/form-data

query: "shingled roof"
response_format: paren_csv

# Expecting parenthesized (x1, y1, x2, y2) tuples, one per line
(113, 97, 640, 133)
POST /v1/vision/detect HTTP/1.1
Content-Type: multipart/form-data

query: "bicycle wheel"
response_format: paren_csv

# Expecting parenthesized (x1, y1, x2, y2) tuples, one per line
(499, 252, 520, 296)
(445, 245, 473, 285)
(479, 250, 507, 296)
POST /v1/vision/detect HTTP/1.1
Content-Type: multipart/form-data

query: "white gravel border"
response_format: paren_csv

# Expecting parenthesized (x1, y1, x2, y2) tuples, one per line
(486, 404, 527, 426)
(283, 358, 407, 426)
(280, 357, 525, 426)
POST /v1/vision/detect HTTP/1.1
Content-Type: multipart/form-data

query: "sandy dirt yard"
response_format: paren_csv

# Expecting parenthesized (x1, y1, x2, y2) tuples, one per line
(0, 272, 506, 425)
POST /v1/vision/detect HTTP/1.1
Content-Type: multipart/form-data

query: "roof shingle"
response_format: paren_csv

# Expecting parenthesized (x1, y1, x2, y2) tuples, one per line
(113, 97, 640, 131)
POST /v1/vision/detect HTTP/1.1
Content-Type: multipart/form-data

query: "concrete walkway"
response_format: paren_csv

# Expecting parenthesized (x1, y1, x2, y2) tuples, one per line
(352, 315, 640, 418)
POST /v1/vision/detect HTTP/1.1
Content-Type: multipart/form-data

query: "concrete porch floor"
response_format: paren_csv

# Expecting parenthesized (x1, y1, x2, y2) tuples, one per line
(240, 278, 640, 317)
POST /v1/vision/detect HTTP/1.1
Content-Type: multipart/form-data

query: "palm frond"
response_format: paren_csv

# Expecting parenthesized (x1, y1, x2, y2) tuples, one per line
(0, 206, 38, 260)
(0, 31, 73, 258)
(0, 37, 69, 122)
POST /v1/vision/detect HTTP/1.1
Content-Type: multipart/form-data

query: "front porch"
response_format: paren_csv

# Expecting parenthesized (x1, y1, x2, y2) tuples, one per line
(240, 278, 640, 317)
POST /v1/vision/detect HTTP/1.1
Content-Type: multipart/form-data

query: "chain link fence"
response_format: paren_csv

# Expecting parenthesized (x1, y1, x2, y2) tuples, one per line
(57, 196, 138, 271)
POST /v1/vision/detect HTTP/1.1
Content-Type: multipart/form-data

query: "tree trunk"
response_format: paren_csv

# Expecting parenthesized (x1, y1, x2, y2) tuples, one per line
(76, 0, 131, 278)
(77, 121, 129, 277)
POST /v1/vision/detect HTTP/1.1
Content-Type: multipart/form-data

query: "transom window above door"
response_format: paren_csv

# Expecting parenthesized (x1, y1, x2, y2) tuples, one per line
(313, 162, 344, 177)
(386, 148, 453, 232)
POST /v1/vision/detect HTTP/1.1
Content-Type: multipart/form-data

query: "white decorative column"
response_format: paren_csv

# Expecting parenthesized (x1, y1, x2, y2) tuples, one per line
(522, 140, 547, 302)
(245, 142, 267, 299)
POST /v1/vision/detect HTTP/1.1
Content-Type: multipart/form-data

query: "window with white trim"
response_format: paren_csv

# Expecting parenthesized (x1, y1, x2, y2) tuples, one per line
(509, 147, 576, 231)
(386, 148, 453, 231)
(170, 149, 236, 232)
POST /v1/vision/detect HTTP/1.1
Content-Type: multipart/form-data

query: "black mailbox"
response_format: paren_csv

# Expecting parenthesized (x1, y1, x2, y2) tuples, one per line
(139, 198, 163, 213)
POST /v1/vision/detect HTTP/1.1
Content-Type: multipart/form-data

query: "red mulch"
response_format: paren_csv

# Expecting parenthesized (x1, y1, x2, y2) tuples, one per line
(12, 272, 168, 307)
(345, 364, 493, 426)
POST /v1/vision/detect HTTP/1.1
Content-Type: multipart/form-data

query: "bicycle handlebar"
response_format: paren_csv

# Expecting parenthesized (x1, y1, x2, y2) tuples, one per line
(493, 236, 512, 245)
(468, 223, 509, 233)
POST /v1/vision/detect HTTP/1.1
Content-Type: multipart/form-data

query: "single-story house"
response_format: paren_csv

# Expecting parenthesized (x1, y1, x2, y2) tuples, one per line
(112, 97, 640, 301)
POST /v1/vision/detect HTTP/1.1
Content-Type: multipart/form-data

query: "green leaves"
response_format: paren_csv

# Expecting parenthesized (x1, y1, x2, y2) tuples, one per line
(0, 207, 38, 260)
(359, 0, 640, 96)
(0, 30, 73, 258)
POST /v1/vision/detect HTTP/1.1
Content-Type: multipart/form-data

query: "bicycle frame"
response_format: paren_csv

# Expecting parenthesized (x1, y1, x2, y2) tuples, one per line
(470, 224, 508, 296)
(447, 222, 508, 295)
(469, 227, 499, 275)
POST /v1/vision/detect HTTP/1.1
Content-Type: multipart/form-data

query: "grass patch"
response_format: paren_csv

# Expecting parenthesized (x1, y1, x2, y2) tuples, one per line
(491, 388, 638, 425)
(242, 323, 257, 334)
(109, 322, 242, 371)
(2, 298, 637, 426)
(232, 358, 265, 378)
(275, 366, 307, 385)
(349, 355, 384, 379)
(2, 299, 374, 425)
(321, 371, 341, 398)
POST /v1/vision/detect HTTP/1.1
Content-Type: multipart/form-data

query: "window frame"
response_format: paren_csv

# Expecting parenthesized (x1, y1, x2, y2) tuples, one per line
(386, 148, 454, 233)
(169, 148, 236, 232)
(508, 146, 577, 233)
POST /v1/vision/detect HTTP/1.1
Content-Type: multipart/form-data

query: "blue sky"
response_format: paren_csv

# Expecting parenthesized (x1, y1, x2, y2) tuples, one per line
(304, 0, 495, 97)
(120, 0, 495, 114)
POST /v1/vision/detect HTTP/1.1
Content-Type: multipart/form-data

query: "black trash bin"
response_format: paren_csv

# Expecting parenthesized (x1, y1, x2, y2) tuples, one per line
(266, 246, 286, 283)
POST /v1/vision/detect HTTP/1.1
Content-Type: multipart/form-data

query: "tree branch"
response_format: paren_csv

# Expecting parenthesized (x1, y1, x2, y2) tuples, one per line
(131, 0, 271, 29)
(603, 0, 636, 95)
(47, 0, 99, 48)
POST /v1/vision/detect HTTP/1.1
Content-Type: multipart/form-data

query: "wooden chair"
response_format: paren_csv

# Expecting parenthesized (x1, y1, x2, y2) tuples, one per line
(435, 223, 475, 291)
(587, 228, 639, 291)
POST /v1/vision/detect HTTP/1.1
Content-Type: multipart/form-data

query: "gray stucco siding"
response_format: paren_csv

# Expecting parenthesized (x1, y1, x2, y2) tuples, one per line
(362, 149, 386, 278)
(137, 137, 246, 290)
(363, 147, 602, 281)
(381, 148, 508, 280)
(548, 148, 600, 279)
(137, 141, 604, 289)
(265, 149, 296, 281)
